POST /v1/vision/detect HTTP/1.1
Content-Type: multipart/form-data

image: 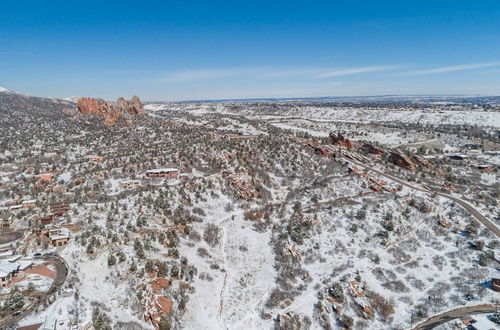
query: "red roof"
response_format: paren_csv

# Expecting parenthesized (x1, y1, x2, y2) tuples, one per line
(17, 324, 43, 330)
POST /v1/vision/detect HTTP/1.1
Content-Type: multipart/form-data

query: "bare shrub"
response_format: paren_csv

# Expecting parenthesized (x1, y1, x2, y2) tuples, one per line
(203, 224, 221, 247)
(367, 291, 395, 322)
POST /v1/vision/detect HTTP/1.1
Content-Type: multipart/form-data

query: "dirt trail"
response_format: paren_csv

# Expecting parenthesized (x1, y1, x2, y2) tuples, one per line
(216, 216, 231, 330)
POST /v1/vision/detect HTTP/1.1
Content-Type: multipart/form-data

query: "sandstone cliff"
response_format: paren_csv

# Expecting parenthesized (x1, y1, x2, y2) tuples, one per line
(76, 96, 146, 126)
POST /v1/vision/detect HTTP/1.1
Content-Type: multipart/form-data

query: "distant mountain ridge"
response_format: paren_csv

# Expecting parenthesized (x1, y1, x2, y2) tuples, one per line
(0, 86, 14, 94)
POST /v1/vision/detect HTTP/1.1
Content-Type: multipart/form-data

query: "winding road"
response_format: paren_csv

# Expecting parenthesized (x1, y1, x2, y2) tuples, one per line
(341, 156, 500, 329)
(0, 253, 68, 329)
(343, 157, 499, 238)
(413, 303, 499, 330)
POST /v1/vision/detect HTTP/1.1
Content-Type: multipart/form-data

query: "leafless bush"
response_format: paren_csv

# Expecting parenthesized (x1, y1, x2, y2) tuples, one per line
(203, 224, 221, 247)
(197, 247, 209, 258)
(367, 291, 395, 322)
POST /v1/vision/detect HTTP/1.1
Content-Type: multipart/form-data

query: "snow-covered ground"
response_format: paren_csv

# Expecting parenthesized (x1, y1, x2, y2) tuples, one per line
(146, 103, 500, 128)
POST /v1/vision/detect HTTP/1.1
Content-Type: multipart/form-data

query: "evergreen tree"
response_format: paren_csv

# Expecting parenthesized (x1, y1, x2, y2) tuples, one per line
(107, 254, 117, 266)
(92, 307, 112, 330)
(157, 262, 169, 277)
(3, 290, 25, 310)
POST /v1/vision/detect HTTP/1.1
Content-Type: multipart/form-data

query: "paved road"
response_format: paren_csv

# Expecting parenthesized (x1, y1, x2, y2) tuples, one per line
(343, 157, 500, 238)
(342, 158, 500, 329)
(413, 304, 499, 329)
(0, 254, 68, 329)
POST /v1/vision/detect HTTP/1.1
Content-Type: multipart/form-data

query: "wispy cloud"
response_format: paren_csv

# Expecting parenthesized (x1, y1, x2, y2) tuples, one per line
(160, 68, 259, 83)
(403, 62, 500, 75)
(256, 68, 321, 78)
(314, 65, 399, 78)
(160, 65, 398, 83)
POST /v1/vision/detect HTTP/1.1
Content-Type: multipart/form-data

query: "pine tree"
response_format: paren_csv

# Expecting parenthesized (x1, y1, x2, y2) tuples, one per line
(107, 254, 117, 266)
(92, 307, 112, 330)
(158, 315, 172, 330)
(3, 290, 25, 310)
(157, 262, 169, 277)
(118, 251, 126, 263)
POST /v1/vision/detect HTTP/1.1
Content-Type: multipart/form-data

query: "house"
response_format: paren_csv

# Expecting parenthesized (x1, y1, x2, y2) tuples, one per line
(0, 257, 33, 287)
(22, 200, 37, 209)
(120, 180, 141, 189)
(91, 156, 104, 163)
(145, 168, 179, 179)
(50, 186, 68, 194)
(448, 154, 468, 161)
(38, 172, 55, 182)
(47, 227, 70, 246)
(492, 278, 500, 292)
(9, 204, 23, 212)
(464, 143, 482, 150)
(0, 213, 13, 229)
(49, 201, 70, 217)
(476, 164, 494, 172)
(0, 243, 14, 259)
(40, 215, 54, 225)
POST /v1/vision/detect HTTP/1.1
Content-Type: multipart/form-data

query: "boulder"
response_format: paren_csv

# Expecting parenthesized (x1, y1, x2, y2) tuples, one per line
(388, 151, 416, 171)
(76, 97, 100, 115)
(328, 133, 355, 149)
(413, 156, 433, 168)
(361, 143, 384, 156)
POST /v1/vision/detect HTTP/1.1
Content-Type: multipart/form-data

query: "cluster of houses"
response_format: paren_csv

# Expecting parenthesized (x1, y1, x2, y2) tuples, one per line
(118, 168, 183, 191)
(0, 256, 33, 288)
(0, 199, 38, 230)
(145, 168, 179, 179)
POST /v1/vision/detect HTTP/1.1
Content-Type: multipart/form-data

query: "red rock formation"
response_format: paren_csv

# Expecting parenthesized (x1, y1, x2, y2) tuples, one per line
(76, 96, 146, 126)
(413, 156, 434, 168)
(388, 151, 416, 171)
(77, 97, 100, 115)
(131, 95, 147, 114)
(151, 278, 171, 294)
(314, 145, 333, 156)
(328, 133, 355, 149)
(361, 143, 384, 156)
(115, 95, 146, 115)
(157, 296, 173, 314)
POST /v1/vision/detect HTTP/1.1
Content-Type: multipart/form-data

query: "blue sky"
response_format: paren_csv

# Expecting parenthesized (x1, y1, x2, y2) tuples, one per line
(1, 0, 500, 101)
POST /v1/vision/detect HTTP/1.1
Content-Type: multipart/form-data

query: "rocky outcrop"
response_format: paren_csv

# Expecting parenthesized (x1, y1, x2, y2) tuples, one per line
(413, 156, 434, 168)
(314, 145, 334, 156)
(328, 133, 355, 149)
(76, 96, 146, 126)
(76, 97, 100, 115)
(116, 96, 147, 115)
(361, 143, 384, 156)
(275, 312, 302, 330)
(388, 151, 416, 171)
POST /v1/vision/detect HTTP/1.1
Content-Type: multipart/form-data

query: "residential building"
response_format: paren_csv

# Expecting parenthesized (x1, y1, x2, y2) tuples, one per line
(145, 168, 179, 179)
